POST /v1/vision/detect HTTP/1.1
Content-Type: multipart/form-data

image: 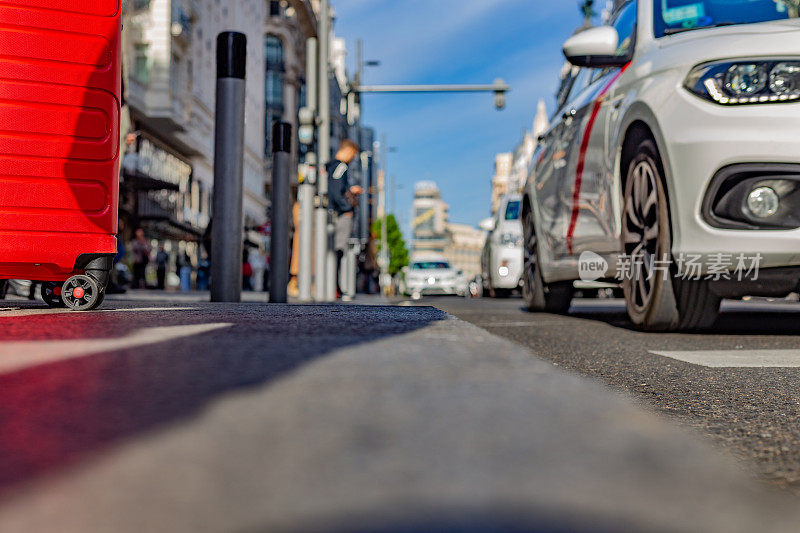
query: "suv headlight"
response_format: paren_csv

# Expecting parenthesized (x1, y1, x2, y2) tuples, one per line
(684, 60, 800, 105)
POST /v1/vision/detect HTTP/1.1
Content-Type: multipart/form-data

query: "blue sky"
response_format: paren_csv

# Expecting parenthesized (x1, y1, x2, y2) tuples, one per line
(332, 0, 589, 236)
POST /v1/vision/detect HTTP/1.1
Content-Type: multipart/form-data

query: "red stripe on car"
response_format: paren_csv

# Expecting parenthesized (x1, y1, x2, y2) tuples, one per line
(566, 63, 630, 254)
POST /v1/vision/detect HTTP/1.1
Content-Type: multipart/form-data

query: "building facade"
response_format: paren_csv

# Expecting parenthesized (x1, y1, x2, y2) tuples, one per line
(411, 181, 485, 276)
(490, 153, 513, 216)
(411, 181, 449, 258)
(120, 0, 316, 275)
(490, 99, 549, 217)
(444, 222, 486, 279)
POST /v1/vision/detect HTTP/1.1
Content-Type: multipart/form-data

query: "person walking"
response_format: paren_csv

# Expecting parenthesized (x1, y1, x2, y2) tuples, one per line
(130, 228, 151, 289)
(326, 139, 362, 300)
(242, 249, 253, 291)
(177, 251, 193, 292)
(155, 244, 169, 290)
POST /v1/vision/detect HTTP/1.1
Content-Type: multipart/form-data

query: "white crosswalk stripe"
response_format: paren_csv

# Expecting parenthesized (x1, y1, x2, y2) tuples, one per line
(0, 323, 233, 375)
(651, 349, 800, 368)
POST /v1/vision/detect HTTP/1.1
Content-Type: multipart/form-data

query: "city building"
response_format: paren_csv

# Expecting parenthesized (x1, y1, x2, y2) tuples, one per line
(511, 100, 549, 197)
(411, 181, 485, 276)
(120, 0, 317, 268)
(490, 153, 513, 216)
(444, 222, 486, 279)
(411, 181, 449, 257)
(489, 99, 549, 217)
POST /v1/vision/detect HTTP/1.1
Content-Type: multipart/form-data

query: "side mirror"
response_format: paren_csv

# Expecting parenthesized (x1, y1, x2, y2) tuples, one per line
(479, 217, 495, 232)
(563, 26, 628, 68)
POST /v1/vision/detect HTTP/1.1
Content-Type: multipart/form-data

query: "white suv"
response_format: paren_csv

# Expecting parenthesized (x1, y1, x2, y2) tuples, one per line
(403, 259, 462, 298)
(522, 0, 800, 330)
(481, 194, 524, 297)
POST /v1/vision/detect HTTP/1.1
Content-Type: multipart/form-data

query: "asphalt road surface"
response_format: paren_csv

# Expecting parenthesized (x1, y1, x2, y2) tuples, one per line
(3, 295, 800, 532)
(424, 294, 800, 493)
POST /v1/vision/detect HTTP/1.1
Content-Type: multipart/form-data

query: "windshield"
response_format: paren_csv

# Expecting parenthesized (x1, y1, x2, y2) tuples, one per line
(653, 0, 797, 37)
(504, 200, 521, 221)
(412, 261, 450, 270)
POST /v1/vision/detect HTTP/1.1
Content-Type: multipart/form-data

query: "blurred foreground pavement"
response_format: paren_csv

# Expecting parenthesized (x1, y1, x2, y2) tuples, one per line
(0, 299, 799, 532)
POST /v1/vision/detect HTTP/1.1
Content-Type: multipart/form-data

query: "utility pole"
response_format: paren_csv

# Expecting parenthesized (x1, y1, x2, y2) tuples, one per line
(389, 174, 395, 215)
(379, 134, 389, 295)
(314, 0, 331, 302)
(297, 37, 317, 302)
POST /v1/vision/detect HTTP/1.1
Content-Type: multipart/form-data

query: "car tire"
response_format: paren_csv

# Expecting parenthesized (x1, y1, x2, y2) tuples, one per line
(522, 207, 573, 313)
(621, 138, 720, 331)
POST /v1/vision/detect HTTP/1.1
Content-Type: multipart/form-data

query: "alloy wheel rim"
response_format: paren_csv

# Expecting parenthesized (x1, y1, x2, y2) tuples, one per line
(523, 212, 538, 298)
(623, 159, 661, 312)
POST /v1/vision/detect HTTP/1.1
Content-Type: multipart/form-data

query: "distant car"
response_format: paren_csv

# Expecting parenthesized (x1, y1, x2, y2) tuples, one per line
(522, 0, 800, 330)
(481, 194, 524, 297)
(404, 259, 462, 298)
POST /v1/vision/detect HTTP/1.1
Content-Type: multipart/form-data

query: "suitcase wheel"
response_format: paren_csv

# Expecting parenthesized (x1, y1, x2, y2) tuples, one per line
(62, 275, 104, 311)
(41, 281, 66, 308)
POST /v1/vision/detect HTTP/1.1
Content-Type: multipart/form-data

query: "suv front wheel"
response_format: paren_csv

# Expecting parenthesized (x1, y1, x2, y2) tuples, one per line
(621, 138, 720, 331)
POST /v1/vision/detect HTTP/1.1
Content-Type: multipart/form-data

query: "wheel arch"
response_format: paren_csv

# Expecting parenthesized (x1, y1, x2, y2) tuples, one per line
(617, 104, 677, 241)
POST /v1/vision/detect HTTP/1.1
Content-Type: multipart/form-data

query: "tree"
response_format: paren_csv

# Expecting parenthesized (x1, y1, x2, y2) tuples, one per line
(371, 215, 409, 276)
(777, 0, 800, 17)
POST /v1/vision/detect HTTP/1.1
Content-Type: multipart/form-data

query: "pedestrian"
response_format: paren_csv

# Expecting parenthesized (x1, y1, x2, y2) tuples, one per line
(155, 244, 169, 290)
(197, 254, 210, 291)
(326, 139, 362, 301)
(177, 251, 193, 292)
(288, 200, 301, 298)
(130, 228, 151, 289)
(242, 249, 253, 291)
(361, 232, 379, 294)
(250, 249, 265, 292)
(28, 280, 39, 300)
(108, 231, 128, 293)
(263, 253, 271, 293)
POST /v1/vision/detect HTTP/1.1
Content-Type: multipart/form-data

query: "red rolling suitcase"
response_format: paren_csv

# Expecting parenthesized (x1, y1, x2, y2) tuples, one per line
(0, 0, 121, 310)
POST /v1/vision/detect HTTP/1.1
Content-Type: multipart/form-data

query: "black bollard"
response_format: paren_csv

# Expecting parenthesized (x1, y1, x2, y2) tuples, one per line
(211, 32, 246, 302)
(269, 121, 292, 303)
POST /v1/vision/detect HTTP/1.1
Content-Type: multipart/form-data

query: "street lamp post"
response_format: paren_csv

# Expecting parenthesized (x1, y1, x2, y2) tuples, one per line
(377, 139, 398, 296)
(314, 0, 331, 302)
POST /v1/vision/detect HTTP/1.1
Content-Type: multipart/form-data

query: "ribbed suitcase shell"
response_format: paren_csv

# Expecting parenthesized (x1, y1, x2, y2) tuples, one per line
(0, 0, 120, 282)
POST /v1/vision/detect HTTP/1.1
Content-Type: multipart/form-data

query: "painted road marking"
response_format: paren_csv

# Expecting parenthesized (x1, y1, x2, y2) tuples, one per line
(0, 307, 199, 317)
(482, 321, 574, 327)
(0, 323, 233, 375)
(651, 349, 800, 368)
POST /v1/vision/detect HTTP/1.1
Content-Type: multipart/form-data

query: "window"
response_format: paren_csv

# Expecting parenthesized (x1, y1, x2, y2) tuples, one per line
(504, 201, 521, 221)
(269, 0, 282, 17)
(654, 0, 796, 38)
(611, 1, 637, 58)
(264, 34, 284, 67)
(264, 34, 285, 156)
(134, 43, 150, 84)
(266, 70, 284, 105)
(412, 261, 451, 270)
(564, 67, 595, 105)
